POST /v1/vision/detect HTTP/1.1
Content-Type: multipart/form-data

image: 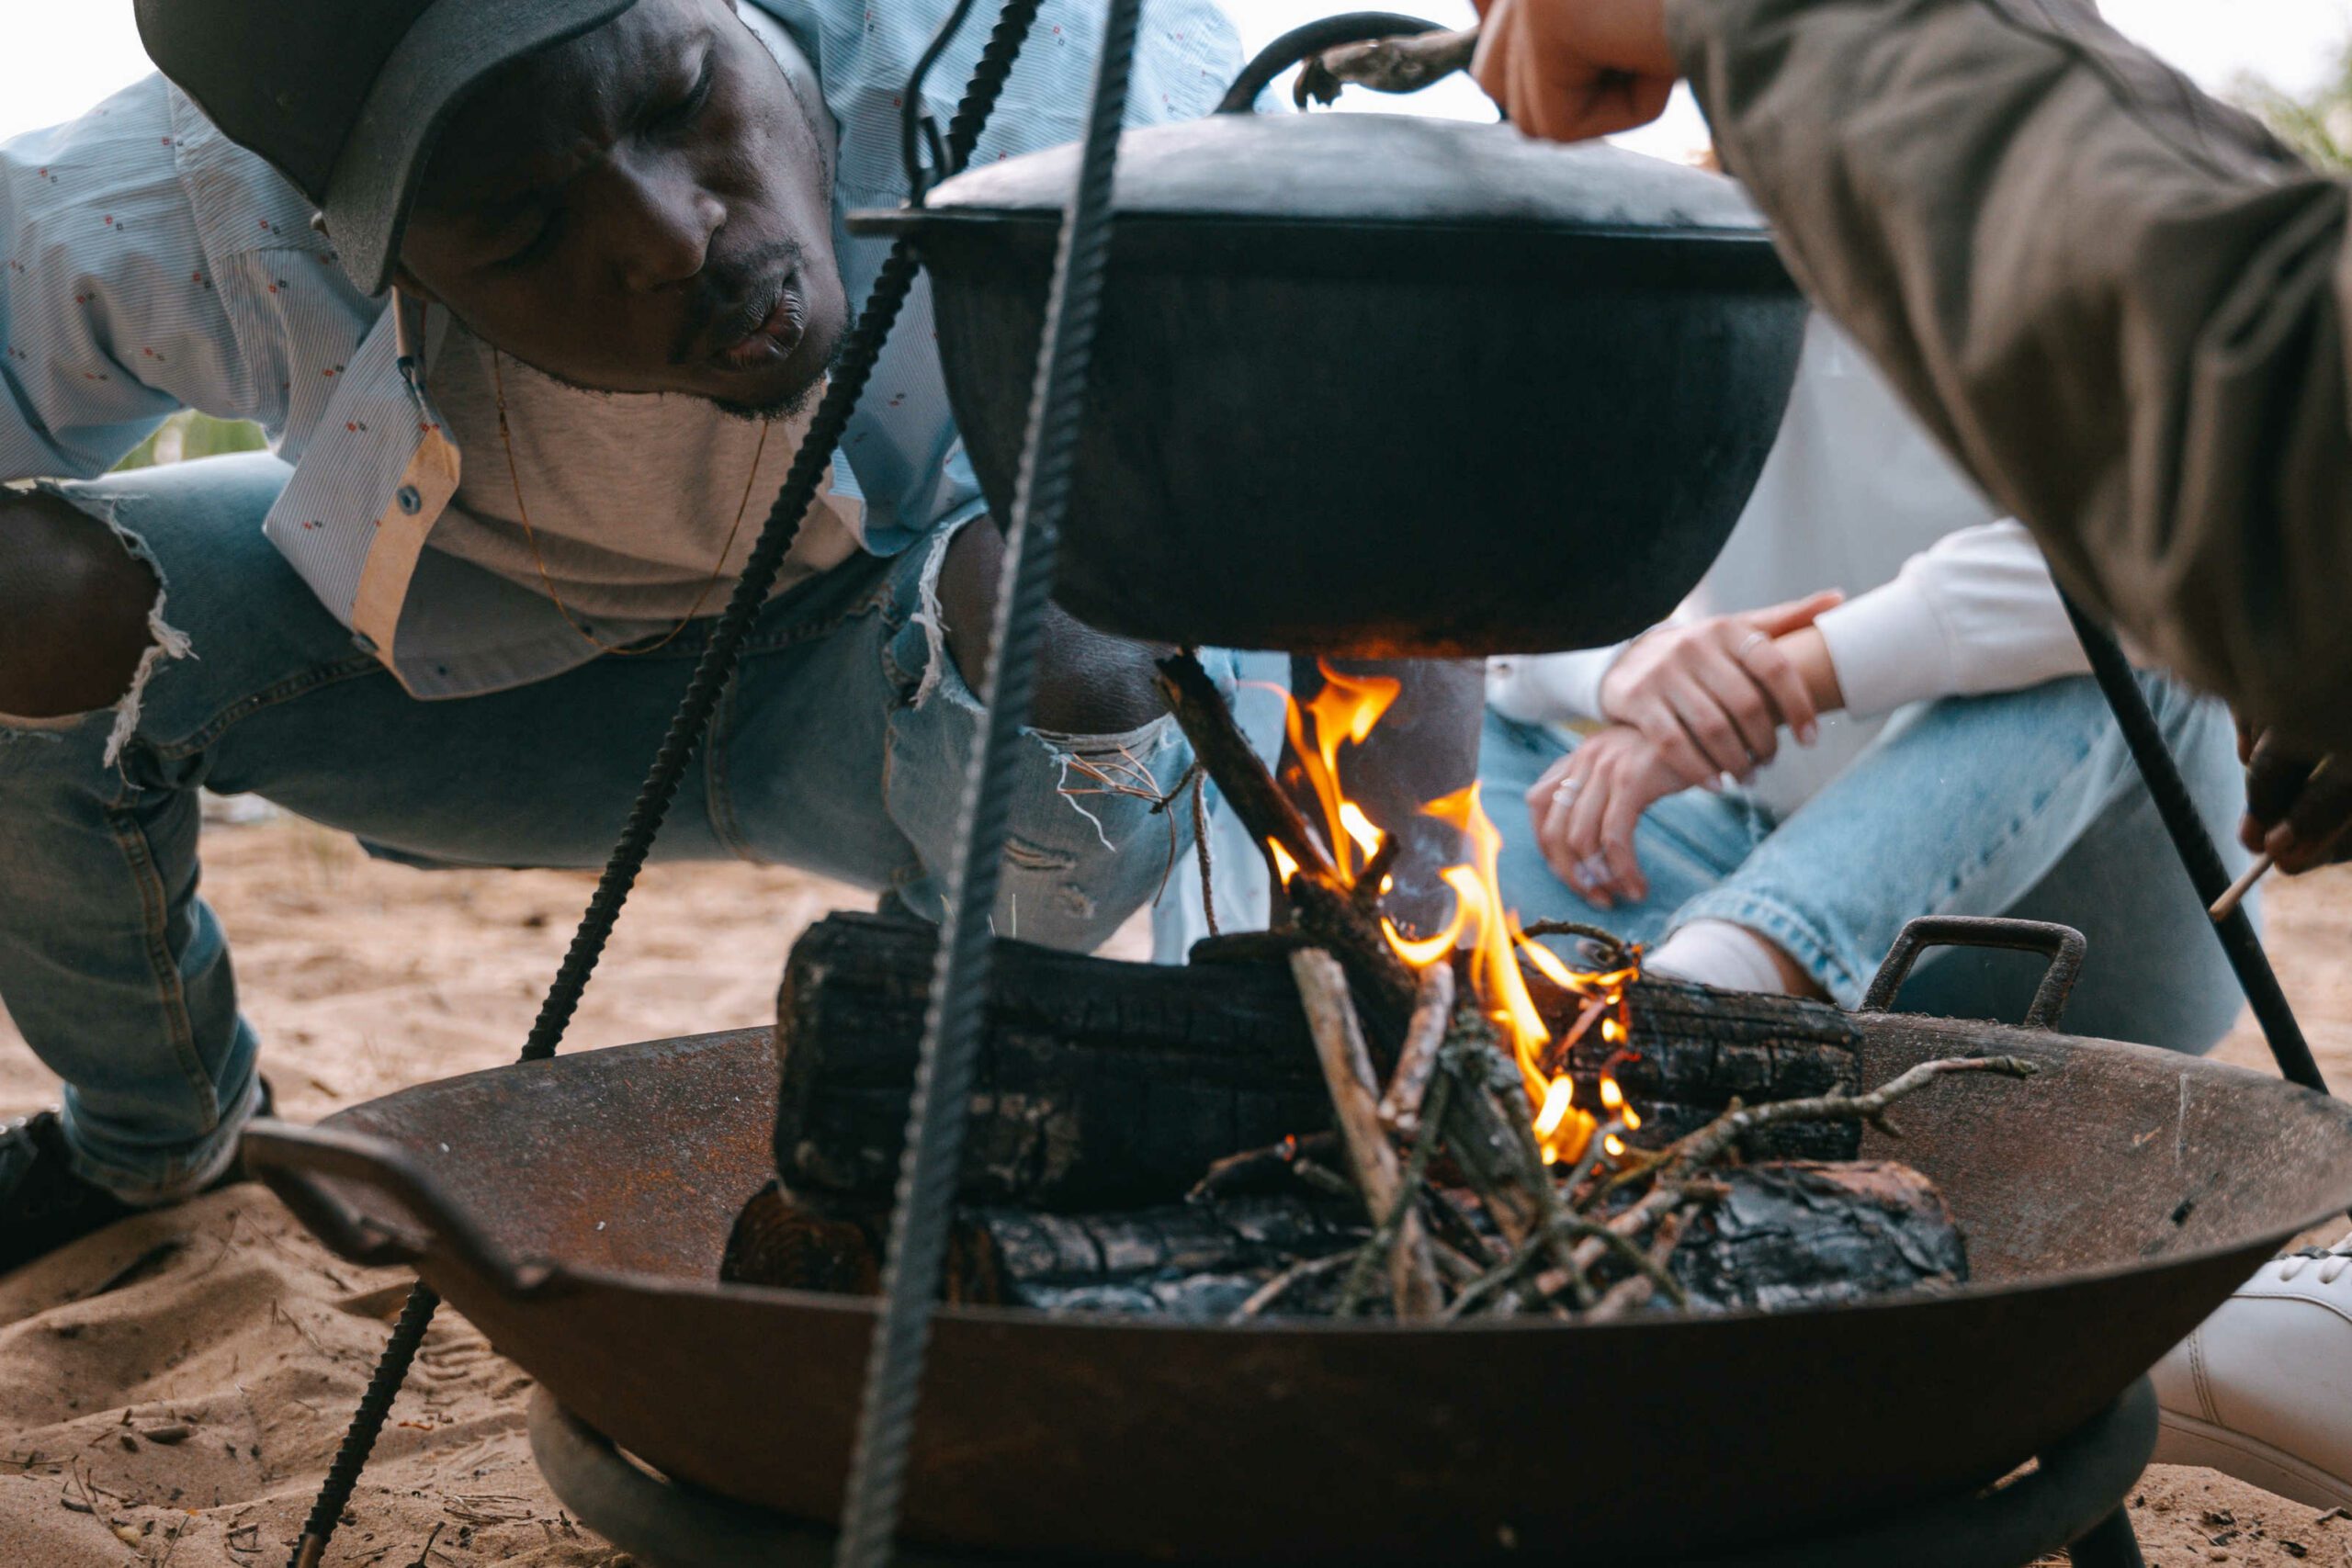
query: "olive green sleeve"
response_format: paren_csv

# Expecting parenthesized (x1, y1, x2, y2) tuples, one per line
(1668, 0, 2352, 748)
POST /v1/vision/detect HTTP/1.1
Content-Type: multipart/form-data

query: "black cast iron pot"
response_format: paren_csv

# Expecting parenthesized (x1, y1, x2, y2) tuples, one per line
(855, 93, 1808, 655)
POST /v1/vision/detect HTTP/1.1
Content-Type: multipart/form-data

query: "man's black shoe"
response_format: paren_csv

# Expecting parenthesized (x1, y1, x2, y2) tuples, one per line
(0, 1111, 139, 1276)
(0, 1079, 273, 1276)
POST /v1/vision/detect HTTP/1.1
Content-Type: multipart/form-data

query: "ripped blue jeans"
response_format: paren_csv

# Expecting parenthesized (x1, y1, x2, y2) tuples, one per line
(0, 454, 1207, 1201)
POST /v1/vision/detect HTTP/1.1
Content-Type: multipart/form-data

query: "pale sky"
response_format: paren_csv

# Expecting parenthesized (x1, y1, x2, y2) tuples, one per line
(0, 0, 2346, 149)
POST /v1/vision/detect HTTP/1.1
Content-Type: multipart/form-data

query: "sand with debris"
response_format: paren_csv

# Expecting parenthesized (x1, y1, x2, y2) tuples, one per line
(1, 810, 2348, 1566)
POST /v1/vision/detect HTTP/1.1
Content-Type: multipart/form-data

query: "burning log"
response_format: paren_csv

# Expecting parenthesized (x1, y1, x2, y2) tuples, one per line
(774, 912, 1330, 1208)
(1531, 971, 1867, 1161)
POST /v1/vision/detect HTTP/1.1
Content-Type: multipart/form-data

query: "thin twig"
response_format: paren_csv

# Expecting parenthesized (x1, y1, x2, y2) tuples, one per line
(1519, 919, 1636, 970)
(1187, 1132, 1339, 1204)
(1555, 1118, 1625, 1215)
(1442, 1212, 1681, 1321)
(1335, 1071, 1454, 1316)
(1290, 950, 1443, 1317)
(1584, 1210, 1688, 1324)
(1667, 1055, 2039, 1172)
(1580, 1055, 2040, 1270)
(1378, 965, 1456, 1136)
(1232, 1252, 1353, 1321)
(1350, 834, 1402, 915)
(1189, 765, 1220, 937)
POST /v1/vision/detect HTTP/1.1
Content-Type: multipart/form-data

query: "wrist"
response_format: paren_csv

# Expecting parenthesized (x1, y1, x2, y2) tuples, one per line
(1778, 626, 1846, 714)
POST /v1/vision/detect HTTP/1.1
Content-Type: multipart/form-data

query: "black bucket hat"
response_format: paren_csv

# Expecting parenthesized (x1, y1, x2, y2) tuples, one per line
(135, 0, 637, 296)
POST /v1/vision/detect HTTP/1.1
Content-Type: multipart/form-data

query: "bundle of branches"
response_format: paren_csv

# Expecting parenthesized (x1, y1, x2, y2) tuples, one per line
(1253, 966, 2032, 1323)
(1150, 651, 2038, 1323)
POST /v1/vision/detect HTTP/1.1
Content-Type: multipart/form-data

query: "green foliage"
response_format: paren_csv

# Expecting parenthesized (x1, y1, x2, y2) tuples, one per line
(111, 411, 268, 473)
(2233, 40, 2352, 171)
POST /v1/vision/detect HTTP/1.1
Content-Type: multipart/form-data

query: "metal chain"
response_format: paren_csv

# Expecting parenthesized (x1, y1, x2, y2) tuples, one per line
(286, 6, 1046, 1561)
(831, 1, 1144, 1562)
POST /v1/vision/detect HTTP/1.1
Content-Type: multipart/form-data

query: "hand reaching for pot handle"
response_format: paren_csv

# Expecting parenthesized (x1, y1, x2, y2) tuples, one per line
(1469, 0, 1681, 142)
(1598, 590, 1845, 787)
(2240, 722, 2352, 874)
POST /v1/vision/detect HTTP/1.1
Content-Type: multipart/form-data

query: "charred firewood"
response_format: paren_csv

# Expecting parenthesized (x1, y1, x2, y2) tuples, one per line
(1663, 1161, 1967, 1313)
(720, 1179, 1002, 1303)
(719, 1163, 1962, 1322)
(775, 915, 1863, 1209)
(775, 912, 1333, 1208)
(720, 1180, 1366, 1319)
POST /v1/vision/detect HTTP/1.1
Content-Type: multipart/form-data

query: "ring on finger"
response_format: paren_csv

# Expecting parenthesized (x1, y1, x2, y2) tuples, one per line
(1575, 852, 1611, 889)
(1552, 777, 1583, 806)
(1736, 630, 1770, 660)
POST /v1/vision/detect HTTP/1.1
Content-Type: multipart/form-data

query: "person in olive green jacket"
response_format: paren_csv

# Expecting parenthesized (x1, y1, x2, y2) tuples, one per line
(1470, 0, 2352, 1506)
(1471, 0, 2349, 877)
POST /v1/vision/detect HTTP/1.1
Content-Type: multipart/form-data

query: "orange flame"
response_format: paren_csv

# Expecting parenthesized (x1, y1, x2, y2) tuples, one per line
(1284, 661, 1401, 883)
(1274, 678, 1639, 1170)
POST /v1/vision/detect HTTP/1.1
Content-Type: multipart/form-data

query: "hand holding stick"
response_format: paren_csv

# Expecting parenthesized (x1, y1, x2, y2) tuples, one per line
(2210, 852, 2274, 922)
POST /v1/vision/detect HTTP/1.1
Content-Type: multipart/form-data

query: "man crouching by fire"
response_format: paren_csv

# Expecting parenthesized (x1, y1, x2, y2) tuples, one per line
(0, 0, 1239, 1273)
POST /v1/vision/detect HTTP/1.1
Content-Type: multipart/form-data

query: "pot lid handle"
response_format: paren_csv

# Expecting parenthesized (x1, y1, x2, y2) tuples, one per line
(1216, 11, 1448, 114)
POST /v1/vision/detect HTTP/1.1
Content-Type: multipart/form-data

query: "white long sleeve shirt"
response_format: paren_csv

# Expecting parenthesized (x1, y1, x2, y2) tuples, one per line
(1489, 315, 2090, 817)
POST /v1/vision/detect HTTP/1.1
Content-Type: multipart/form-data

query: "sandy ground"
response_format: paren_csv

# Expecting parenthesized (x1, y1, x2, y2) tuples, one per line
(0, 810, 2347, 1566)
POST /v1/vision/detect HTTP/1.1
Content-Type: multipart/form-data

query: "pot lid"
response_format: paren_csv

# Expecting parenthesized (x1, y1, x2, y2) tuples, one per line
(921, 111, 1770, 235)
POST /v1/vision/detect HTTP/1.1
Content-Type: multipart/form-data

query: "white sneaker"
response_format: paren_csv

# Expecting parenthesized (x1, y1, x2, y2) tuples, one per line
(2153, 1231, 2352, 1509)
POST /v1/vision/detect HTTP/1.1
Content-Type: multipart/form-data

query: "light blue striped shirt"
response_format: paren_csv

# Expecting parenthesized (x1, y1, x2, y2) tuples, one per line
(0, 0, 1239, 696)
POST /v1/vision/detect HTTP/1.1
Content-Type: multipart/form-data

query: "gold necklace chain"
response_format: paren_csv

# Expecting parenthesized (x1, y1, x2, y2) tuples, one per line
(492, 349, 774, 657)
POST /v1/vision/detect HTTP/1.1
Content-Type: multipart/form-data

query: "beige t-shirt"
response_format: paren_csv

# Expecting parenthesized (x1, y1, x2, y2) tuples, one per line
(422, 323, 862, 625)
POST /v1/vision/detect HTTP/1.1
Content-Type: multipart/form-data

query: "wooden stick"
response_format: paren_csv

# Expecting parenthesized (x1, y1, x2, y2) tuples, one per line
(2211, 851, 2275, 922)
(1289, 950, 1442, 1318)
(1575, 1055, 2039, 1271)
(1582, 1211, 1688, 1324)
(1156, 652, 1338, 888)
(1157, 649, 1419, 1045)
(1378, 964, 1456, 1135)
(1337, 1069, 1455, 1316)
(1187, 1132, 1340, 1203)
(1232, 1252, 1354, 1321)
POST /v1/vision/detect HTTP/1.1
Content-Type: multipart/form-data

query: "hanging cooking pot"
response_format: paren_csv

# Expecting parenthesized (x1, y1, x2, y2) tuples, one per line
(854, 15, 1807, 656)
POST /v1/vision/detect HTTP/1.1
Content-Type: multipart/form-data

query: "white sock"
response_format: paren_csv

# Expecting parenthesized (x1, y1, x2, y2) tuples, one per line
(1647, 919, 1792, 995)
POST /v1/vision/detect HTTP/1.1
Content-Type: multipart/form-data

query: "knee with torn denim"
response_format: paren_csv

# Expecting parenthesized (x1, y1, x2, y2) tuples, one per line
(886, 518, 1211, 951)
(0, 483, 191, 765)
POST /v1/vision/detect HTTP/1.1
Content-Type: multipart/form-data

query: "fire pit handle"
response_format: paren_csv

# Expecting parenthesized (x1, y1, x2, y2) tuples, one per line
(241, 1118, 555, 1297)
(1860, 915, 2086, 1031)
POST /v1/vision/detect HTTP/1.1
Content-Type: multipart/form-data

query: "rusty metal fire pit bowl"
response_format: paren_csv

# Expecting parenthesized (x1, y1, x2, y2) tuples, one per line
(243, 987, 2352, 1565)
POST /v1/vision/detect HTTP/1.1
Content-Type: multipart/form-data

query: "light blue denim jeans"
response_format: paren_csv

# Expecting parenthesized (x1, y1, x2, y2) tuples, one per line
(1483, 674, 2254, 1054)
(0, 454, 1207, 1201)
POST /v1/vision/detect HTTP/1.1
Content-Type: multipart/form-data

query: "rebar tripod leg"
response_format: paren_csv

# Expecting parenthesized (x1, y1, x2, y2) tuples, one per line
(2059, 592, 2324, 1093)
(2068, 1506, 2145, 1568)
